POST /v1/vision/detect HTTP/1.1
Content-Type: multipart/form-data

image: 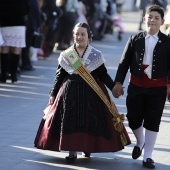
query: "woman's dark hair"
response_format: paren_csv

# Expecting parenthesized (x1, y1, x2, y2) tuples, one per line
(146, 4, 164, 19)
(72, 22, 93, 40)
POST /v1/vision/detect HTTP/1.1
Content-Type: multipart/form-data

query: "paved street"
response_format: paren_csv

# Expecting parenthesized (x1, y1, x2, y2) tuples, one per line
(0, 11, 170, 170)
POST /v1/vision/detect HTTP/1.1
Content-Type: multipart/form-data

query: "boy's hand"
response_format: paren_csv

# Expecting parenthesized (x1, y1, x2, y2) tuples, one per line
(112, 82, 124, 98)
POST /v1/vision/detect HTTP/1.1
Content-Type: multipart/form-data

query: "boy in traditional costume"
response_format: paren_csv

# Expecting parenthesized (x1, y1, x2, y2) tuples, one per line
(113, 4, 170, 169)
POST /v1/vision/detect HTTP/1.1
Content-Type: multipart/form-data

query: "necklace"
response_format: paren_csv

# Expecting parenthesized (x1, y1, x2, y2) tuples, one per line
(74, 44, 88, 58)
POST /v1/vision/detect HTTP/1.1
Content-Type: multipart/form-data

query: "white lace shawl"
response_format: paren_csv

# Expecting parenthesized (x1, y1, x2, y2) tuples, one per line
(58, 45, 106, 74)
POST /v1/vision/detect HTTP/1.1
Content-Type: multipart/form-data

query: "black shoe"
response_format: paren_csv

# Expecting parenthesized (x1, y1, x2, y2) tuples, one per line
(65, 155, 77, 163)
(21, 65, 35, 71)
(143, 158, 155, 169)
(138, 26, 143, 31)
(117, 33, 122, 41)
(11, 74, 18, 83)
(0, 73, 7, 83)
(82, 152, 91, 157)
(132, 144, 145, 159)
(56, 45, 66, 51)
(0, 77, 6, 83)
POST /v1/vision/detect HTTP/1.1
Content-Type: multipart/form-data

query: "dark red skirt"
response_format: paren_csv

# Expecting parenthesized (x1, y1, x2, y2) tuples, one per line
(34, 75, 131, 152)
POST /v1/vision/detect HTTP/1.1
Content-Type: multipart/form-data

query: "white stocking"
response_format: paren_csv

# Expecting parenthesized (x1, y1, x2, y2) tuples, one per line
(143, 129, 158, 162)
(132, 125, 145, 149)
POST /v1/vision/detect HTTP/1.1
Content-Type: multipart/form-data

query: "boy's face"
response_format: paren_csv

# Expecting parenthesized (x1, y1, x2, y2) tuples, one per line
(143, 11, 164, 35)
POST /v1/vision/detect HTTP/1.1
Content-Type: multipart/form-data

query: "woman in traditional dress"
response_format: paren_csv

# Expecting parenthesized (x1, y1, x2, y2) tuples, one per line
(34, 22, 131, 163)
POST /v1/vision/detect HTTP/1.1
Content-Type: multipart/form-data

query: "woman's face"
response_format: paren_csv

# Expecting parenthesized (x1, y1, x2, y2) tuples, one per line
(73, 26, 89, 48)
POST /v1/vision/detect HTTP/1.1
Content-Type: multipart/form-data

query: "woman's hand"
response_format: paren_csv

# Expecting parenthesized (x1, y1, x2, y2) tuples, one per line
(49, 96, 55, 104)
(112, 82, 124, 98)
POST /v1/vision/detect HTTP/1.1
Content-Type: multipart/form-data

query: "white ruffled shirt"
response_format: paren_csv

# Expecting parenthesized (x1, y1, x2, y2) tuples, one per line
(143, 32, 158, 79)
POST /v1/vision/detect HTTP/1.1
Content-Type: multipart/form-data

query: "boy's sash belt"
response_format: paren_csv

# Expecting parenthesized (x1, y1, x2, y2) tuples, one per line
(63, 46, 127, 146)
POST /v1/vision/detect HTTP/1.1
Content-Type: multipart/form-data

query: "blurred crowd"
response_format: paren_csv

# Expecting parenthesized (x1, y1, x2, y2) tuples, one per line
(0, 0, 170, 83)
(39, 0, 126, 53)
(136, 0, 170, 31)
(0, 0, 126, 83)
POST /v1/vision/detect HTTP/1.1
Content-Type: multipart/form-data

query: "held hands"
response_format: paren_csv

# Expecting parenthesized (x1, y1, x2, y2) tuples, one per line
(112, 82, 124, 98)
(49, 96, 55, 104)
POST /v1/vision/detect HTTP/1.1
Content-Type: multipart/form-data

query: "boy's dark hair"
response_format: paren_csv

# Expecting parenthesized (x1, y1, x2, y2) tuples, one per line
(73, 22, 93, 40)
(146, 4, 164, 19)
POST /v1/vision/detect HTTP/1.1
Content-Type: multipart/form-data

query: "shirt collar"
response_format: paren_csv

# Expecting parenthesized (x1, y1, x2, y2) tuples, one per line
(145, 32, 159, 40)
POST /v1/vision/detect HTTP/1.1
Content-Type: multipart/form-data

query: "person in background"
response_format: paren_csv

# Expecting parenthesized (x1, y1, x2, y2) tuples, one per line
(76, 0, 88, 24)
(21, 0, 41, 71)
(0, 28, 4, 74)
(115, 0, 125, 14)
(38, 0, 43, 8)
(56, 0, 79, 50)
(138, 0, 152, 31)
(41, 0, 62, 57)
(34, 22, 131, 163)
(0, 0, 29, 83)
(83, 0, 102, 40)
(164, 0, 170, 34)
(153, 0, 168, 10)
(133, 0, 138, 11)
(113, 4, 170, 169)
(0, 28, 4, 53)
